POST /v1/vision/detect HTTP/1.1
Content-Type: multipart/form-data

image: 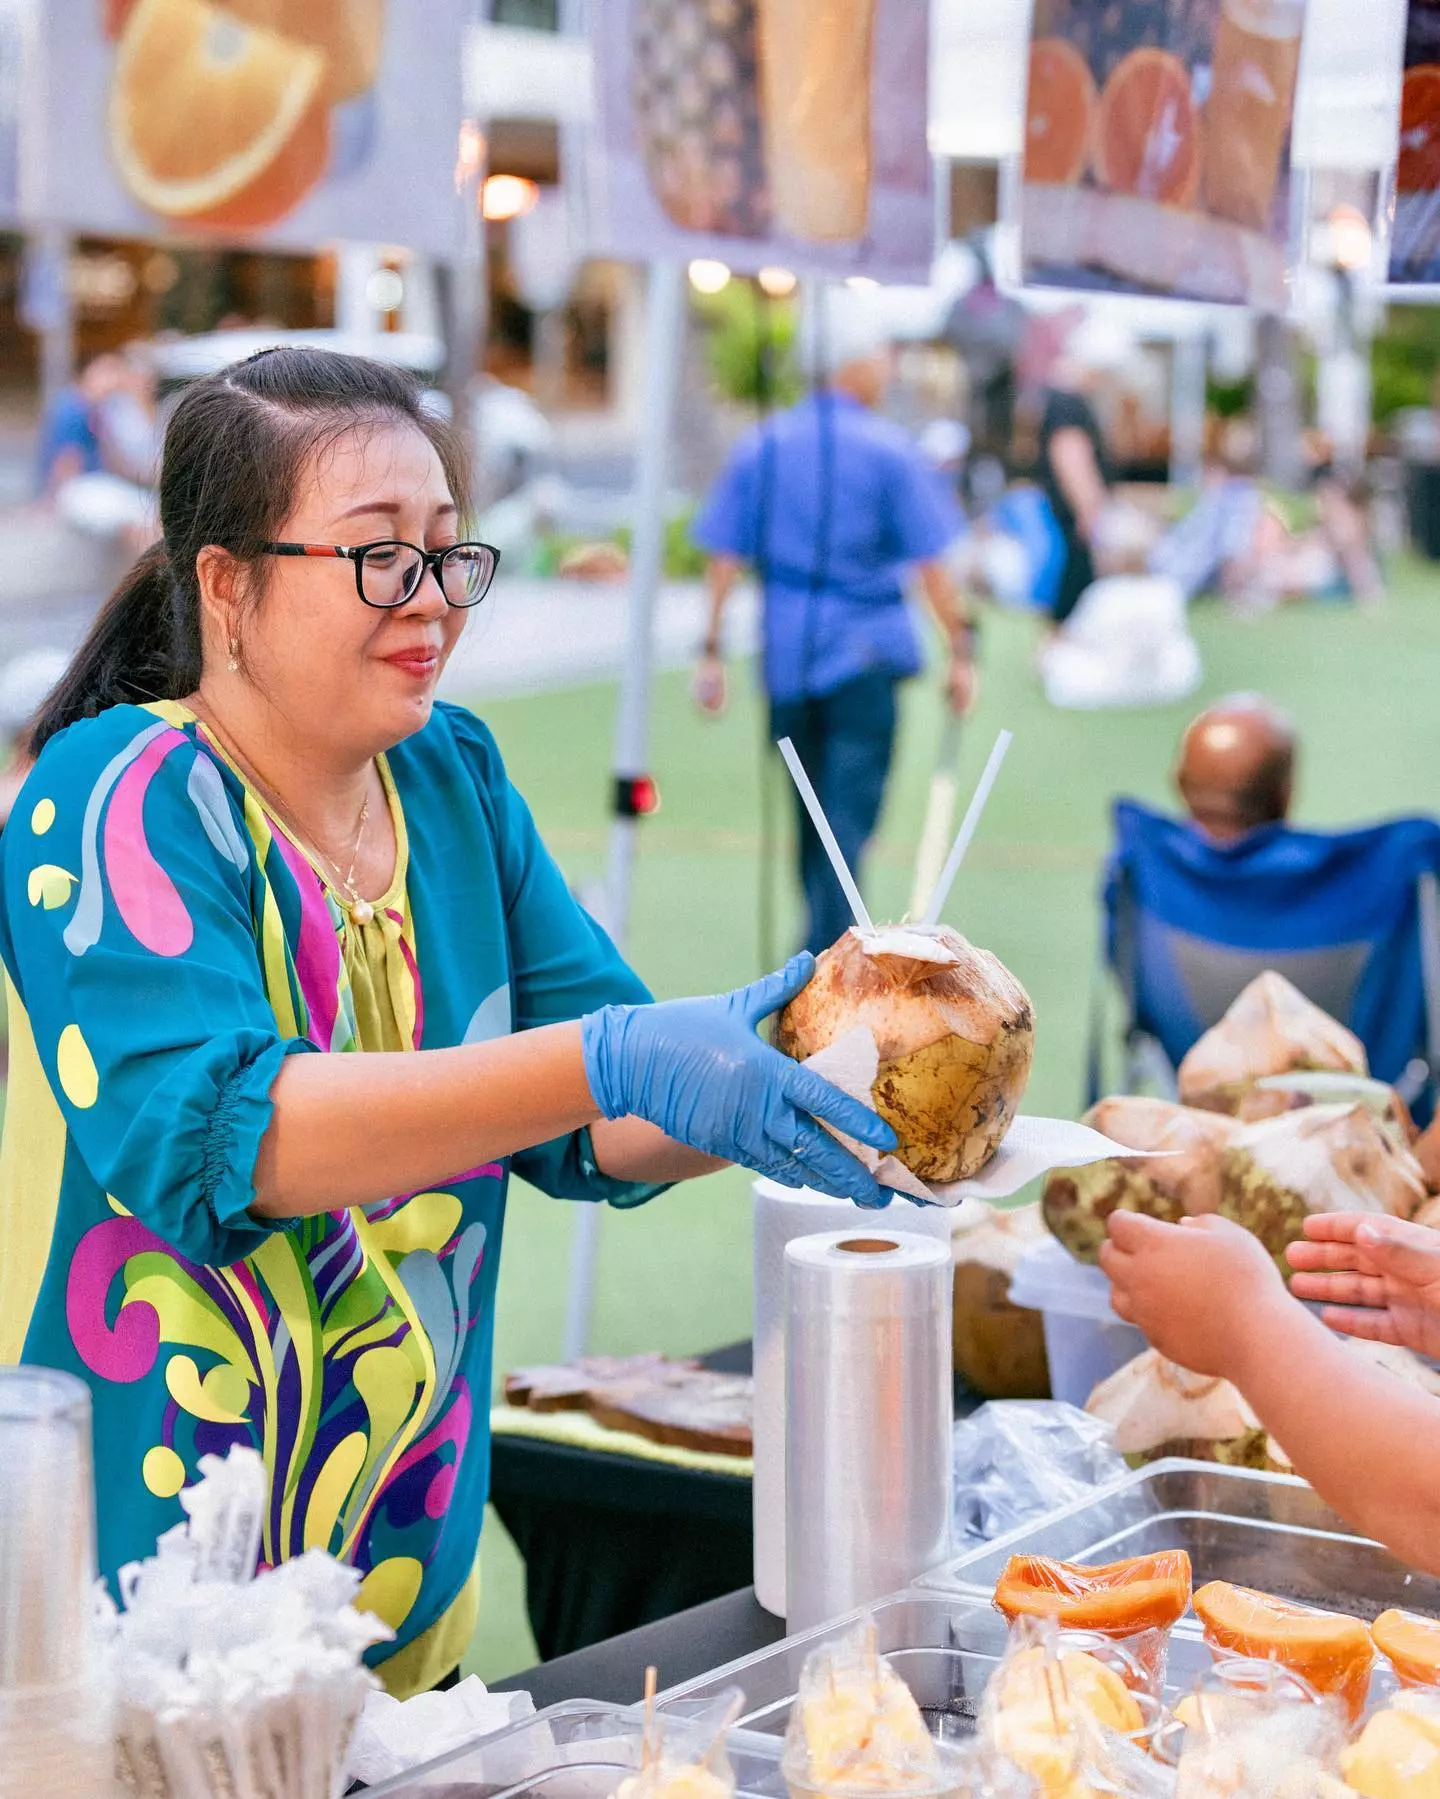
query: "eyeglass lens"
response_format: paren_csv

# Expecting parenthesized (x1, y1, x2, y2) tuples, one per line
(360, 542, 495, 608)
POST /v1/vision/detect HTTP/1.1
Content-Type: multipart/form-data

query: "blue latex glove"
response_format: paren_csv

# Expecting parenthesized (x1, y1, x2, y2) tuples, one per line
(581, 953, 896, 1207)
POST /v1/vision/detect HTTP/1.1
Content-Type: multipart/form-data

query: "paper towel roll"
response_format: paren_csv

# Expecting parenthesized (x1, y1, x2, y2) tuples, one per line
(784, 1230, 952, 1634)
(752, 1180, 950, 1616)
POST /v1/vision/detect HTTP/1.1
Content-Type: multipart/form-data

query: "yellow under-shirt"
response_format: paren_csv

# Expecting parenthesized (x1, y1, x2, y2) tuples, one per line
(248, 754, 478, 1698)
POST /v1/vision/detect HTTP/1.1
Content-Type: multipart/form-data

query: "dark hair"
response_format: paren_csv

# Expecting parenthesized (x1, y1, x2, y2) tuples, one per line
(32, 346, 472, 751)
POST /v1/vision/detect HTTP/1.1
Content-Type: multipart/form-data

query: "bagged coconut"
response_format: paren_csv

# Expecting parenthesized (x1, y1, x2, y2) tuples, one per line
(775, 924, 1034, 1185)
(1086, 1349, 1285, 1471)
(1220, 1101, 1426, 1265)
(1042, 1097, 1238, 1263)
(1178, 971, 1367, 1118)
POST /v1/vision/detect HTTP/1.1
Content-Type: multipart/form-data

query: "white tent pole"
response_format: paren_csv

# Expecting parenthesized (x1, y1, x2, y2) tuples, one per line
(1169, 330, 1207, 491)
(561, 258, 687, 1362)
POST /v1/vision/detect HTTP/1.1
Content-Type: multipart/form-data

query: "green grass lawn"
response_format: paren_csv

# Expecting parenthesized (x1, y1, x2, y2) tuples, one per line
(462, 558, 1440, 1680)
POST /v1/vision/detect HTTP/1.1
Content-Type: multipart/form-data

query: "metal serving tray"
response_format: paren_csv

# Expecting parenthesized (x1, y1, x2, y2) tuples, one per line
(921, 1459, 1440, 1624)
(652, 1590, 1225, 1742)
(360, 1700, 786, 1799)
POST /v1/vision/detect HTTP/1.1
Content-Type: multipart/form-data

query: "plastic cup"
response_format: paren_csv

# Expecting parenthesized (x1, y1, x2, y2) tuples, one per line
(0, 1367, 97, 1688)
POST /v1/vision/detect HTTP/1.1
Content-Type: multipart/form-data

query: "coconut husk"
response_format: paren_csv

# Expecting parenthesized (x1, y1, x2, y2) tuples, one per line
(1220, 1102, 1427, 1266)
(1178, 972, 1367, 1118)
(1041, 1097, 1237, 1263)
(775, 923, 1034, 1183)
(1085, 1349, 1276, 1471)
(1230, 1072, 1418, 1138)
(952, 1203, 1050, 1398)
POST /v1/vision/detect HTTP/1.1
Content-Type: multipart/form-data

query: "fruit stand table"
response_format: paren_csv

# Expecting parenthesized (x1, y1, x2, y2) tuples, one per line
(487, 1344, 982, 1661)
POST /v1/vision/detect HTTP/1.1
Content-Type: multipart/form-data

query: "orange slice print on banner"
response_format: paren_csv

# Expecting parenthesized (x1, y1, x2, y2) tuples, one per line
(102, 0, 138, 37)
(216, 0, 385, 105)
(1095, 47, 1201, 208)
(1025, 38, 1097, 185)
(1399, 65, 1440, 193)
(108, 0, 331, 231)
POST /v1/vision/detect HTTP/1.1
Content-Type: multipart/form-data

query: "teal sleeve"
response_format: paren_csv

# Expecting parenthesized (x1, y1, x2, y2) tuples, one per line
(0, 711, 317, 1266)
(441, 704, 669, 1208)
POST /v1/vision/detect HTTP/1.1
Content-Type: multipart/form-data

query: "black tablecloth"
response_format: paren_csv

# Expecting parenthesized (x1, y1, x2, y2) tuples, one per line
(490, 1586, 784, 1707)
(489, 1342, 978, 1664)
(488, 1343, 755, 1662)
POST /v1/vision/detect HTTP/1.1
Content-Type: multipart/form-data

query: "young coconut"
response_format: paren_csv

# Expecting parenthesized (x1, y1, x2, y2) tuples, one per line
(1085, 1349, 1279, 1471)
(1042, 1097, 1238, 1263)
(1220, 1101, 1426, 1267)
(775, 925, 1034, 1184)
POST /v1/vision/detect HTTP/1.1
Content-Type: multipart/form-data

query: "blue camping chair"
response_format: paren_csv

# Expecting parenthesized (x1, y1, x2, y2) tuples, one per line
(1094, 801, 1440, 1116)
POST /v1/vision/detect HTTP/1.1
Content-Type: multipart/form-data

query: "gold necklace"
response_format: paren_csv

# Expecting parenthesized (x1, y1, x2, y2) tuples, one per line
(197, 714, 379, 926)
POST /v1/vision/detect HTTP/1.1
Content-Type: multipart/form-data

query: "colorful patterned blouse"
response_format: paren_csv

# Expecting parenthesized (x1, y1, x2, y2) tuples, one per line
(0, 698, 656, 1690)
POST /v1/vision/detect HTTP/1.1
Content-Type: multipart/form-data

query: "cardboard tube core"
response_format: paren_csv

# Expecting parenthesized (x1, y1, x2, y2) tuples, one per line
(836, 1238, 901, 1255)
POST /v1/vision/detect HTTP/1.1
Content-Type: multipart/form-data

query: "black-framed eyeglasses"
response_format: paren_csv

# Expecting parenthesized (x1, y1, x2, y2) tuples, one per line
(262, 539, 501, 610)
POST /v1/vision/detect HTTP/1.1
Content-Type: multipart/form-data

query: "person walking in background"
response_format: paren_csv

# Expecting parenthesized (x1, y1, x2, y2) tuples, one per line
(40, 348, 159, 555)
(691, 291, 979, 955)
(1022, 310, 1113, 630)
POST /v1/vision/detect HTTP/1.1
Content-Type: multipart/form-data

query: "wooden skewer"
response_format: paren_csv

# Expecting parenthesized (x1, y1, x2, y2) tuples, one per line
(643, 1665, 658, 1774)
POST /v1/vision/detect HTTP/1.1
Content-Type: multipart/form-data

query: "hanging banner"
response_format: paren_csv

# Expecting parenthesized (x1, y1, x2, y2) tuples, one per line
(29, 0, 466, 259)
(1016, 0, 1305, 307)
(588, 0, 933, 282)
(1392, 3, 1440, 285)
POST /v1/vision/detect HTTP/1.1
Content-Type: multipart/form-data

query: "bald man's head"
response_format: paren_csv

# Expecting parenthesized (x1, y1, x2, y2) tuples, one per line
(1176, 695, 1297, 841)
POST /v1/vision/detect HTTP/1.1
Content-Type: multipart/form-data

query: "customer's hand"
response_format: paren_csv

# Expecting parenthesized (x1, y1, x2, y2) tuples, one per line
(946, 649, 977, 717)
(693, 653, 728, 716)
(581, 954, 897, 1206)
(1100, 1212, 1289, 1380)
(1288, 1214, 1440, 1360)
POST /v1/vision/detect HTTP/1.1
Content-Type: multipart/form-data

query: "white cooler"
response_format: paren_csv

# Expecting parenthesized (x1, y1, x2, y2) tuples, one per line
(1008, 1237, 1146, 1408)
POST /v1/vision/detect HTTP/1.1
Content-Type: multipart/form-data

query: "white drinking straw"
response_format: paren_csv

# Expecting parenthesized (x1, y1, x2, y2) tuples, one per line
(920, 728, 1013, 929)
(776, 737, 876, 935)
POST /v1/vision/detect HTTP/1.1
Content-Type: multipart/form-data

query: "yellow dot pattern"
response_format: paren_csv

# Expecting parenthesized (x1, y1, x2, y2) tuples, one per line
(142, 1445, 187, 1499)
(27, 865, 76, 910)
(30, 798, 55, 835)
(56, 1024, 99, 1109)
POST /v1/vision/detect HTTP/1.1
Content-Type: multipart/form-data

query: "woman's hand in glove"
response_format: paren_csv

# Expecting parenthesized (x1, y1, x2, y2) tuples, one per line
(581, 953, 896, 1207)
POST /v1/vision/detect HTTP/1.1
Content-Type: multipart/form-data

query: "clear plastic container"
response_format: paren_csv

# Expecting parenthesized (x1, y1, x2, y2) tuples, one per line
(652, 1592, 1223, 1743)
(920, 1458, 1440, 1628)
(1005, 1241, 1145, 1408)
(360, 1701, 786, 1799)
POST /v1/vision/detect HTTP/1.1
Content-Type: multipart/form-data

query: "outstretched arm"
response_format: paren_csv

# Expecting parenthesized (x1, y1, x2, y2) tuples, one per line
(1101, 1212, 1440, 1572)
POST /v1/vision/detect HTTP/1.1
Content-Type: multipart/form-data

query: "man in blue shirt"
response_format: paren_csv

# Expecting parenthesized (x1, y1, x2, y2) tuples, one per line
(692, 307, 977, 954)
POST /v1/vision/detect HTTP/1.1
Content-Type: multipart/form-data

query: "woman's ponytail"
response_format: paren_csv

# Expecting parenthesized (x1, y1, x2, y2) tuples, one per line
(30, 542, 200, 752)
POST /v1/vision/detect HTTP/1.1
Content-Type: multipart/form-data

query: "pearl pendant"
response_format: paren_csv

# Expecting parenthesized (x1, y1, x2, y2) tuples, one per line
(349, 898, 375, 926)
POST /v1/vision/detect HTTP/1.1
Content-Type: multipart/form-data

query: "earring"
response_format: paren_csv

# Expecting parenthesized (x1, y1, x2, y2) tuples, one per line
(227, 639, 240, 674)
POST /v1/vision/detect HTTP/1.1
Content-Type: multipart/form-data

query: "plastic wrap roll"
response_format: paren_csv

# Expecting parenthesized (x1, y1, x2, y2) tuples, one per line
(752, 1180, 950, 1616)
(784, 1231, 953, 1633)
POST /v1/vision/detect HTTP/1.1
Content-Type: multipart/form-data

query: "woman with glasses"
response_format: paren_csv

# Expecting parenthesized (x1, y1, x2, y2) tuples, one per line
(0, 348, 893, 1694)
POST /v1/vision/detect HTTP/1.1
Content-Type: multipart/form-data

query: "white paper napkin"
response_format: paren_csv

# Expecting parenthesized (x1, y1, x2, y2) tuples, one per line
(346, 1678, 536, 1787)
(803, 1026, 1165, 1208)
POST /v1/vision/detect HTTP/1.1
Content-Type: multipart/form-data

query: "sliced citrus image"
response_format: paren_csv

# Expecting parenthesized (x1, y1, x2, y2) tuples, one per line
(1094, 45, 1201, 209)
(1399, 64, 1440, 194)
(108, 0, 331, 231)
(102, 0, 138, 37)
(1024, 37, 1097, 185)
(218, 0, 385, 106)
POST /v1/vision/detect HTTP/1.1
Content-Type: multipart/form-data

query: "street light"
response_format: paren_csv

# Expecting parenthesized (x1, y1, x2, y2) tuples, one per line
(688, 259, 731, 295)
(482, 175, 540, 221)
(757, 267, 797, 297)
